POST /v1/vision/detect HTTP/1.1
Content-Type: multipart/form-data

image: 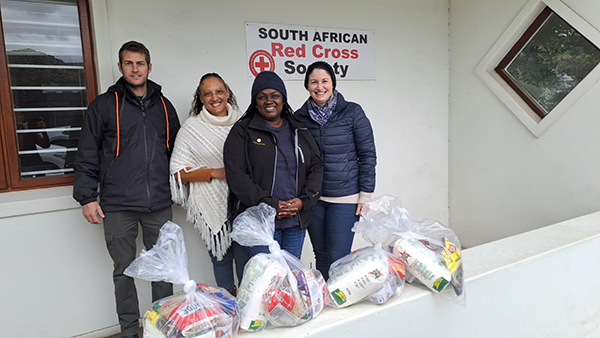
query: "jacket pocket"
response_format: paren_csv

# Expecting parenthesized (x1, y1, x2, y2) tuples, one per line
(100, 158, 117, 188)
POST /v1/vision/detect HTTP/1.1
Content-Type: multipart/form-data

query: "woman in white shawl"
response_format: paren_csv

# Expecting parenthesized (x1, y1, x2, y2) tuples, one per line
(170, 73, 248, 295)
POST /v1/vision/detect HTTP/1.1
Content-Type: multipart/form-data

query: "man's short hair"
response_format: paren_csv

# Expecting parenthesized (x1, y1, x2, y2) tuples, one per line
(118, 41, 151, 65)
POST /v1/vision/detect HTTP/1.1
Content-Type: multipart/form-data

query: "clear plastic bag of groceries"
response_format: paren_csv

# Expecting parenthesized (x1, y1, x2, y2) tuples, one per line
(326, 198, 406, 308)
(124, 221, 240, 338)
(375, 196, 465, 305)
(231, 203, 328, 332)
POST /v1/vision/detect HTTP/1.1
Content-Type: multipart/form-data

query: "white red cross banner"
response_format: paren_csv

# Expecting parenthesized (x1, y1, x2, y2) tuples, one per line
(245, 22, 376, 80)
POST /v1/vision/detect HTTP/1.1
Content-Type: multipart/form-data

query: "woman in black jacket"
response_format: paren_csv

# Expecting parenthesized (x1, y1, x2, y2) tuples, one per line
(223, 71, 323, 259)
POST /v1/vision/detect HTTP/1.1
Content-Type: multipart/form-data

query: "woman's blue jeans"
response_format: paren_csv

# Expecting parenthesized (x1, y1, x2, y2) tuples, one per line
(307, 200, 359, 280)
(245, 226, 306, 259)
(208, 241, 249, 292)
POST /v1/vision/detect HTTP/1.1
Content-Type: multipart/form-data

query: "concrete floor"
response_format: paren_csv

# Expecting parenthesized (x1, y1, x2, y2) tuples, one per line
(104, 327, 143, 338)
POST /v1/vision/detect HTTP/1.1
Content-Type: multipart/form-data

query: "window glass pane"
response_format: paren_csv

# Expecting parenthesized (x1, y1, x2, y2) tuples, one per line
(1, 0, 86, 178)
(2, 0, 83, 64)
(506, 12, 600, 114)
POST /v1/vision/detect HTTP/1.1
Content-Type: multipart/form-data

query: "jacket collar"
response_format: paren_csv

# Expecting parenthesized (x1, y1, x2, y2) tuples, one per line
(247, 111, 300, 131)
(109, 77, 162, 101)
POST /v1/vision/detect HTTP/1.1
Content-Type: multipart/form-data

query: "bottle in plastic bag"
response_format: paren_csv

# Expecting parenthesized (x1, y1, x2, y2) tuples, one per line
(231, 203, 328, 331)
(327, 247, 405, 308)
(392, 237, 452, 292)
(374, 195, 465, 304)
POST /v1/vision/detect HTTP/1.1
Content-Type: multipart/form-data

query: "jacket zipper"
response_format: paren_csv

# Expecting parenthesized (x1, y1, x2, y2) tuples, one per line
(270, 133, 278, 196)
(294, 128, 303, 227)
(319, 124, 325, 154)
(294, 129, 301, 191)
(141, 98, 151, 211)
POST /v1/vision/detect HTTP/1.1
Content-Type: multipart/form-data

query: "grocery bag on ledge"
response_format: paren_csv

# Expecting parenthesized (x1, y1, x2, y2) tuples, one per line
(375, 196, 465, 305)
(326, 197, 406, 308)
(231, 203, 328, 332)
(124, 221, 240, 338)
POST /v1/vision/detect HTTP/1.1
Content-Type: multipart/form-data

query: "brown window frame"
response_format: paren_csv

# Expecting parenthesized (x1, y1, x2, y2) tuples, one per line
(496, 7, 553, 119)
(0, 130, 6, 189)
(0, 0, 97, 192)
(495, 6, 600, 119)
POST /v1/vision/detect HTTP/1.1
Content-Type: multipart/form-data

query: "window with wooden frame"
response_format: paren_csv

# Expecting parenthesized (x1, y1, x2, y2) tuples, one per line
(495, 6, 600, 119)
(0, 0, 96, 192)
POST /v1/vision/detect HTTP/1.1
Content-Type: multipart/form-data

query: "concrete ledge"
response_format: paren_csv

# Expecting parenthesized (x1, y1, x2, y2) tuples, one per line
(0, 186, 79, 219)
(239, 211, 600, 337)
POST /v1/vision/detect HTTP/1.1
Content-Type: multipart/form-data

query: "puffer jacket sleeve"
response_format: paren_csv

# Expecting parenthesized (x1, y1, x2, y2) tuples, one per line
(352, 104, 376, 193)
(297, 127, 323, 211)
(73, 97, 105, 206)
(224, 122, 278, 209)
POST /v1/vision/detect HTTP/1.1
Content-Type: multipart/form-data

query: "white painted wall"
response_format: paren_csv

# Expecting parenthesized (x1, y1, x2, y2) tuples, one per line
(92, 0, 450, 221)
(449, 0, 600, 247)
(0, 189, 214, 338)
(0, 1, 449, 337)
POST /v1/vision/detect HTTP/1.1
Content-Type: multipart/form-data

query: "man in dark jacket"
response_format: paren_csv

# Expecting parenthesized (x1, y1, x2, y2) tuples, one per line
(73, 41, 180, 338)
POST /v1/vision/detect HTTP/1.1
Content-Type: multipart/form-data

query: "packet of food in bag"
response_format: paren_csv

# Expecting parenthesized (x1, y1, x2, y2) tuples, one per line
(236, 253, 287, 331)
(124, 221, 240, 338)
(327, 246, 406, 308)
(328, 248, 388, 307)
(392, 237, 452, 292)
(325, 197, 408, 308)
(263, 275, 308, 327)
(231, 203, 328, 331)
(294, 268, 327, 316)
(375, 196, 465, 305)
(366, 255, 406, 304)
(145, 285, 236, 338)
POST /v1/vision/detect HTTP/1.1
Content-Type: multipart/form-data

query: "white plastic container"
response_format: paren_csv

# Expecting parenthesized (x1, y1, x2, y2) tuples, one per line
(392, 237, 452, 293)
(237, 254, 287, 331)
(327, 250, 390, 308)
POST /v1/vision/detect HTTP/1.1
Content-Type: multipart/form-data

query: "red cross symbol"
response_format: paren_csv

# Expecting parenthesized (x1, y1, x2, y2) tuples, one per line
(255, 56, 270, 72)
(249, 50, 275, 77)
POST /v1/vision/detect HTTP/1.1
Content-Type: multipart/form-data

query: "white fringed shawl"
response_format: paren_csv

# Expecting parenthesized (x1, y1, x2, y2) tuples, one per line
(170, 103, 239, 260)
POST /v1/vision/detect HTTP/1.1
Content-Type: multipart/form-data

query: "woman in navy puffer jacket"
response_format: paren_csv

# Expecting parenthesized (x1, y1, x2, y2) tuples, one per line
(295, 61, 376, 280)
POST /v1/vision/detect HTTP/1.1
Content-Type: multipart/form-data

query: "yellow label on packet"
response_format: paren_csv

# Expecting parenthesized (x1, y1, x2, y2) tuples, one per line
(432, 277, 449, 291)
(249, 320, 266, 331)
(145, 310, 159, 326)
(331, 288, 348, 305)
(441, 238, 461, 274)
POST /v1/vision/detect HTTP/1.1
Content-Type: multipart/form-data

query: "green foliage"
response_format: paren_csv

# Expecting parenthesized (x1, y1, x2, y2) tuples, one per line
(506, 13, 600, 113)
